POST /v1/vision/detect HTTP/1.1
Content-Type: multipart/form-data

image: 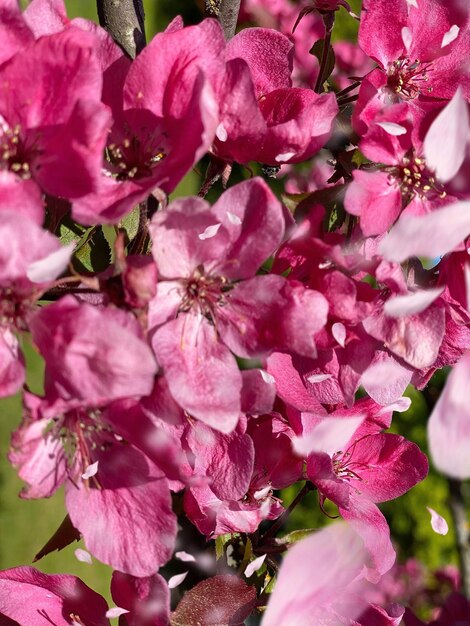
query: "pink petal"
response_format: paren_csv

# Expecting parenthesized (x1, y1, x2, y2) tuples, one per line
(441, 25, 460, 47)
(261, 522, 371, 626)
(379, 396, 412, 414)
(379, 201, 470, 262)
(26, 242, 75, 283)
(332, 322, 346, 347)
(198, 223, 221, 240)
(376, 121, 408, 136)
(384, 288, 444, 317)
(424, 87, 469, 183)
(245, 554, 267, 578)
(260, 370, 275, 384)
(428, 351, 470, 478)
(293, 415, 364, 457)
(401, 26, 412, 52)
(81, 461, 99, 480)
(426, 507, 449, 535)
(106, 606, 130, 618)
(175, 551, 196, 563)
(111, 571, 170, 626)
(168, 572, 188, 589)
(74, 549, 92, 565)
(361, 358, 413, 406)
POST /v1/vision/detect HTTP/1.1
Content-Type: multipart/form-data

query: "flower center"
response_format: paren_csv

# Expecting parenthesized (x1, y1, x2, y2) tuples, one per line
(332, 438, 370, 483)
(387, 152, 446, 201)
(105, 133, 167, 181)
(0, 118, 32, 179)
(386, 58, 433, 99)
(179, 265, 230, 322)
(48, 409, 115, 478)
(0, 287, 31, 330)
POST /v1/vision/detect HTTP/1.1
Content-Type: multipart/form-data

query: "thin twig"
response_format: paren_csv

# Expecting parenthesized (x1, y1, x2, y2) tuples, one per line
(96, 0, 146, 58)
(261, 482, 313, 542)
(448, 478, 470, 598)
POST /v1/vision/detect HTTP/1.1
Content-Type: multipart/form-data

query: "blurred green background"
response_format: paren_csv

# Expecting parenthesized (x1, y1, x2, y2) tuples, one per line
(1, 0, 462, 613)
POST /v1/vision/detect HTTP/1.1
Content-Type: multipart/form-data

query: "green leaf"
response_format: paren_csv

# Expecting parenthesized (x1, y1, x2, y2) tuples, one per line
(74, 228, 112, 274)
(119, 206, 141, 243)
(310, 40, 336, 83)
(275, 528, 315, 547)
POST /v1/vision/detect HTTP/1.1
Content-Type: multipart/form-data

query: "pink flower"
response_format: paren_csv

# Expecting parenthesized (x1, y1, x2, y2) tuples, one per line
(72, 19, 221, 224)
(148, 178, 328, 432)
(0, 566, 110, 625)
(0, 27, 110, 216)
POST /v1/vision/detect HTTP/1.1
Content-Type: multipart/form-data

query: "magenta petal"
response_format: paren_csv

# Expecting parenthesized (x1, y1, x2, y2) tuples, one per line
(226, 27, 293, 97)
(307, 452, 351, 508)
(186, 422, 254, 501)
(152, 315, 242, 433)
(256, 88, 338, 164)
(66, 446, 176, 577)
(0, 566, 109, 626)
(111, 571, 170, 626)
(0, 0, 34, 66)
(345, 433, 428, 503)
(240, 369, 276, 415)
(0, 171, 44, 225)
(213, 58, 267, 164)
(30, 296, 157, 406)
(267, 352, 326, 413)
(358, 0, 408, 67)
(23, 0, 69, 37)
(212, 177, 284, 280)
(345, 171, 402, 236)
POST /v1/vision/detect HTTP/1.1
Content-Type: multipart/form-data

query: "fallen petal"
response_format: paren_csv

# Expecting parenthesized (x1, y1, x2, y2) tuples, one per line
(427, 507, 449, 535)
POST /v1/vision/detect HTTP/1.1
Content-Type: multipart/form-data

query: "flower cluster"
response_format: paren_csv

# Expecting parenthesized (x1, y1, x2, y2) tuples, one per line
(0, 0, 469, 623)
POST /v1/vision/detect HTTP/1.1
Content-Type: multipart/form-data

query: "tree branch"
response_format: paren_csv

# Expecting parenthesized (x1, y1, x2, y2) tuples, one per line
(205, 0, 241, 40)
(448, 478, 470, 598)
(97, 0, 146, 58)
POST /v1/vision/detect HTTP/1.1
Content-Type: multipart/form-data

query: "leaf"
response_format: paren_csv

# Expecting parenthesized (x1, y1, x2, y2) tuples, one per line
(170, 575, 257, 626)
(119, 205, 141, 243)
(33, 515, 81, 562)
(275, 529, 315, 547)
(73, 227, 112, 274)
(215, 534, 232, 561)
(310, 40, 336, 83)
(280, 192, 311, 214)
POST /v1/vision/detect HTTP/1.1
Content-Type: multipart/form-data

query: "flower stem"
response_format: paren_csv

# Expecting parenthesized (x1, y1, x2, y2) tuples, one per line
(206, 0, 241, 39)
(261, 482, 314, 542)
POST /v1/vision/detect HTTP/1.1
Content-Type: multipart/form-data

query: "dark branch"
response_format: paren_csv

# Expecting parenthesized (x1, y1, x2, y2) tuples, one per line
(205, 0, 241, 40)
(97, 0, 146, 58)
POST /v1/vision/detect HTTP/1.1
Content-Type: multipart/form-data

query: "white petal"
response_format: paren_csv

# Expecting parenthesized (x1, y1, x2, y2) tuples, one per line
(106, 607, 130, 618)
(168, 572, 188, 589)
(81, 461, 99, 480)
(74, 548, 92, 564)
(427, 507, 449, 535)
(377, 122, 407, 136)
(26, 243, 75, 283)
(401, 26, 412, 52)
(198, 223, 221, 240)
(441, 25, 459, 48)
(245, 554, 267, 578)
(332, 322, 346, 347)
(378, 397, 412, 414)
(275, 152, 296, 163)
(379, 201, 470, 263)
(175, 551, 197, 563)
(216, 123, 228, 142)
(226, 211, 242, 225)
(384, 287, 444, 317)
(260, 370, 275, 384)
(406, 0, 418, 6)
(306, 373, 332, 383)
(254, 485, 271, 500)
(292, 415, 364, 457)
(424, 87, 469, 183)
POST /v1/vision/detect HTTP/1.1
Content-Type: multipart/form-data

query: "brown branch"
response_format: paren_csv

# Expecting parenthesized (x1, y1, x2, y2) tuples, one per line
(97, 0, 146, 58)
(205, 0, 241, 40)
(448, 478, 470, 598)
